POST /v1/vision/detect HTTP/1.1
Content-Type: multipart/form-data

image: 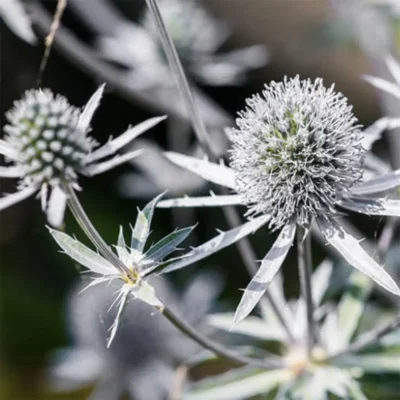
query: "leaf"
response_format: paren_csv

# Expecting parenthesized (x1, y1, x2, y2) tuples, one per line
(0, 186, 36, 210)
(207, 313, 285, 341)
(161, 216, 269, 274)
(157, 194, 244, 208)
(86, 116, 166, 163)
(183, 368, 290, 400)
(107, 287, 130, 348)
(337, 271, 372, 346)
(386, 54, 400, 85)
(364, 75, 400, 99)
(164, 152, 236, 189)
(131, 280, 163, 308)
(311, 259, 333, 306)
(48, 228, 116, 275)
(341, 198, 400, 217)
(362, 118, 400, 151)
(141, 226, 194, 273)
(317, 217, 400, 296)
(350, 169, 400, 195)
(233, 223, 296, 327)
(130, 192, 165, 252)
(77, 84, 105, 133)
(337, 354, 400, 373)
(83, 149, 143, 176)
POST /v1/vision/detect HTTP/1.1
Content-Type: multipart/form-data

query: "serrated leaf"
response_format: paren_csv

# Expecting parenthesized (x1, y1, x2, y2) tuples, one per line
(161, 216, 269, 274)
(341, 198, 400, 217)
(183, 368, 290, 400)
(107, 287, 130, 348)
(131, 280, 163, 308)
(78, 84, 105, 133)
(233, 222, 296, 327)
(158, 194, 244, 208)
(337, 354, 400, 373)
(48, 228, 116, 275)
(317, 217, 400, 296)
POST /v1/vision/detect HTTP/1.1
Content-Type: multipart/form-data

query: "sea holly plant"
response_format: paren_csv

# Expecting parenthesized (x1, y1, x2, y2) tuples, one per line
(157, 76, 400, 326)
(183, 262, 400, 400)
(48, 194, 194, 347)
(0, 84, 165, 226)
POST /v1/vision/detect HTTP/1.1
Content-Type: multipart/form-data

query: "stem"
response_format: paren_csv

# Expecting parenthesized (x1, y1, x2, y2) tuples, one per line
(63, 183, 132, 278)
(145, 0, 216, 158)
(145, 0, 295, 342)
(296, 226, 315, 358)
(161, 305, 282, 369)
(327, 313, 400, 360)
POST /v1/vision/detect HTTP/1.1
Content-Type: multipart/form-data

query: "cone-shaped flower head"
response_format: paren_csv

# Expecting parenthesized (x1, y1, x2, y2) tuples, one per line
(230, 76, 365, 229)
(4, 89, 96, 189)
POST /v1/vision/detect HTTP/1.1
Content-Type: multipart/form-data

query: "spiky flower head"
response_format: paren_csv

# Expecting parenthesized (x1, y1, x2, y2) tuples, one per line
(230, 76, 365, 230)
(142, 0, 225, 62)
(3, 89, 96, 189)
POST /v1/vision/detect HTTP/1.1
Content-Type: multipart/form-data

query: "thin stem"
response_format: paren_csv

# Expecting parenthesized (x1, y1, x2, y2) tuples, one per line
(327, 313, 400, 361)
(63, 183, 132, 278)
(161, 305, 283, 369)
(145, 0, 295, 342)
(296, 226, 315, 358)
(145, 0, 216, 158)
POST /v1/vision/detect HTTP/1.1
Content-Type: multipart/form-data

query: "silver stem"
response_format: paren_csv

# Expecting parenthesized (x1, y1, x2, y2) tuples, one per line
(296, 226, 315, 358)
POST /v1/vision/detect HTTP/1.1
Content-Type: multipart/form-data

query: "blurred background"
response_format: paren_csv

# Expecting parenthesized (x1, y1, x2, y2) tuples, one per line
(0, 0, 399, 399)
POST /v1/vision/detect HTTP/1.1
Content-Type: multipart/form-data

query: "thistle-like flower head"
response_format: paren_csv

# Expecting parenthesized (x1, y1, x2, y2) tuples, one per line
(4, 89, 96, 189)
(0, 85, 165, 226)
(230, 76, 365, 229)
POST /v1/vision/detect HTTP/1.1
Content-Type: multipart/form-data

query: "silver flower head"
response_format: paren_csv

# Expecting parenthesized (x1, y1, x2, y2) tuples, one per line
(0, 85, 165, 226)
(4, 89, 96, 190)
(231, 76, 365, 230)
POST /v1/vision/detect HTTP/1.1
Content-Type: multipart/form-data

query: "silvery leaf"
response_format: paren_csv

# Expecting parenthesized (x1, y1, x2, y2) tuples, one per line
(341, 198, 400, 217)
(141, 226, 194, 273)
(364, 75, 400, 99)
(207, 313, 285, 341)
(83, 149, 143, 176)
(386, 54, 400, 85)
(48, 228, 116, 275)
(361, 117, 400, 150)
(86, 116, 166, 163)
(131, 279, 163, 308)
(0, 186, 36, 211)
(311, 259, 333, 306)
(107, 286, 130, 348)
(0, 0, 36, 44)
(161, 216, 269, 274)
(336, 354, 400, 373)
(0, 166, 22, 177)
(131, 192, 165, 252)
(233, 222, 296, 327)
(183, 368, 290, 400)
(337, 271, 372, 346)
(164, 152, 236, 189)
(350, 169, 400, 195)
(78, 84, 105, 133)
(317, 217, 400, 296)
(158, 194, 244, 208)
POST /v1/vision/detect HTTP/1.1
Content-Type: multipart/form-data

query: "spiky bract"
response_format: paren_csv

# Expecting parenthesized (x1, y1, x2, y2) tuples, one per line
(230, 76, 365, 229)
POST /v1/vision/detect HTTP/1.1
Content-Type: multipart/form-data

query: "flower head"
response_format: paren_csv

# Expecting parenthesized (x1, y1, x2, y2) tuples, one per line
(0, 85, 165, 226)
(4, 89, 96, 189)
(230, 76, 365, 229)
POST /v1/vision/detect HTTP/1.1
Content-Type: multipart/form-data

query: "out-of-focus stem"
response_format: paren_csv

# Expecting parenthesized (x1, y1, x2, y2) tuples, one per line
(296, 227, 315, 358)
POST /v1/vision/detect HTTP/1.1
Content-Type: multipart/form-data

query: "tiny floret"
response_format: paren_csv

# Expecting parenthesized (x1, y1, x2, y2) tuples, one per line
(230, 76, 365, 229)
(4, 89, 95, 189)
